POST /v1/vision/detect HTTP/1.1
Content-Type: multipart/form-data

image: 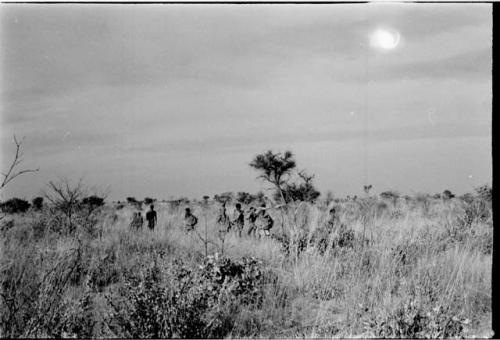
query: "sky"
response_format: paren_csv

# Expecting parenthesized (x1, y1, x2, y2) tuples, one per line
(0, 4, 492, 201)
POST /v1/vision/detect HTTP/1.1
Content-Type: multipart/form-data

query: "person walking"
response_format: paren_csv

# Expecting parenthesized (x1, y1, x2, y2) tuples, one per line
(257, 204, 273, 238)
(129, 211, 143, 230)
(184, 207, 198, 232)
(216, 202, 230, 237)
(326, 207, 338, 228)
(146, 205, 157, 230)
(246, 206, 258, 237)
(231, 203, 245, 237)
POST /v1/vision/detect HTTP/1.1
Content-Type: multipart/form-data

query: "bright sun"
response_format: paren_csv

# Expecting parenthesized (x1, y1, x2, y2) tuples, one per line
(370, 28, 400, 50)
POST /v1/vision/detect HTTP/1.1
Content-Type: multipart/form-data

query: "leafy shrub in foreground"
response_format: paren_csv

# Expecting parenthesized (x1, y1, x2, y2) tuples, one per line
(106, 254, 266, 338)
(365, 301, 470, 338)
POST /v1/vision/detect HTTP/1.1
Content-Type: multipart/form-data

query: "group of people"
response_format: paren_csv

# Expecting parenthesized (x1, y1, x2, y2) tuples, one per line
(129, 202, 274, 238)
(184, 202, 274, 238)
(129, 204, 157, 230)
(210, 202, 274, 238)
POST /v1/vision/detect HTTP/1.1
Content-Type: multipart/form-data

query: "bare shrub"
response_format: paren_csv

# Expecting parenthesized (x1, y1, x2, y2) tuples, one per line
(43, 179, 106, 236)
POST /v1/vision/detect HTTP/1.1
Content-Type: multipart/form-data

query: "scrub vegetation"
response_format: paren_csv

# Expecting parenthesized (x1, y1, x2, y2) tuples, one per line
(0, 144, 492, 338)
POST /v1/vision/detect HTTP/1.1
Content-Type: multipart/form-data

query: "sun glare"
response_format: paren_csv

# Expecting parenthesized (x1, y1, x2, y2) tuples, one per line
(370, 28, 400, 50)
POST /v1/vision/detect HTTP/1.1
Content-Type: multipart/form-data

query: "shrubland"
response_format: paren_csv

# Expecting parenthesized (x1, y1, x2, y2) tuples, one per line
(0, 189, 492, 338)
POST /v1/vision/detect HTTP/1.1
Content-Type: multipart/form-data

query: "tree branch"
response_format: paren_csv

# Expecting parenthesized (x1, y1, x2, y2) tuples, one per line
(1, 135, 39, 191)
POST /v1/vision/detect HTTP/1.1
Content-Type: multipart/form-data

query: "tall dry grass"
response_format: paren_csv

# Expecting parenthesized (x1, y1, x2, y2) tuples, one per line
(0, 195, 492, 338)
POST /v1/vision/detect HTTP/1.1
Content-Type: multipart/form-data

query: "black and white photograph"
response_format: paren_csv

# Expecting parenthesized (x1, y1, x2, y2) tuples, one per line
(0, 2, 493, 338)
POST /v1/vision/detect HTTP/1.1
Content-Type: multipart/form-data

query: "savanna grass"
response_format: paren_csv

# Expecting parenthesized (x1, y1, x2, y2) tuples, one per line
(0, 196, 492, 338)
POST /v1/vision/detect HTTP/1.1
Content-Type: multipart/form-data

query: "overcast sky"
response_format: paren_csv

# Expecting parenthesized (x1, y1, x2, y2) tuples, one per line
(0, 4, 492, 201)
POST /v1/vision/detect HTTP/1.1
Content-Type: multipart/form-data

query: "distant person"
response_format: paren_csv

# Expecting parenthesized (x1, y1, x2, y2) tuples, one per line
(137, 212, 144, 229)
(257, 204, 273, 238)
(216, 202, 230, 234)
(129, 212, 136, 229)
(184, 208, 198, 232)
(231, 203, 245, 237)
(326, 208, 338, 229)
(246, 206, 258, 237)
(146, 205, 157, 230)
(129, 211, 143, 230)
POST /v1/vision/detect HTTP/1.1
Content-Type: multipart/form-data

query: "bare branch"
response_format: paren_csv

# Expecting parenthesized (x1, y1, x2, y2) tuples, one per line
(1, 134, 39, 191)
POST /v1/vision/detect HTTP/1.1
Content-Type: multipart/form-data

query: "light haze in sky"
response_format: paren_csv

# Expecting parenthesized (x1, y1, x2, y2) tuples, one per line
(0, 4, 492, 201)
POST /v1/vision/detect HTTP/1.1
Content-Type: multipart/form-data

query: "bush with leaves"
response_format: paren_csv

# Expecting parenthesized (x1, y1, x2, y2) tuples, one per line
(442, 190, 455, 200)
(32, 196, 44, 210)
(282, 172, 321, 203)
(380, 191, 400, 206)
(363, 300, 470, 338)
(236, 192, 256, 205)
(81, 195, 105, 211)
(214, 192, 234, 204)
(475, 184, 492, 202)
(250, 150, 296, 203)
(143, 197, 154, 205)
(106, 254, 266, 338)
(0, 198, 31, 214)
(459, 199, 491, 228)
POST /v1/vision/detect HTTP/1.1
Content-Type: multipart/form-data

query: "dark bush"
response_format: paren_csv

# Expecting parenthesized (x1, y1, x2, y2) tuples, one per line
(380, 191, 400, 205)
(0, 198, 31, 214)
(126, 197, 142, 210)
(282, 182, 321, 203)
(81, 195, 105, 209)
(214, 192, 234, 204)
(32, 196, 44, 210)
(442, 190, 455, 200)
(143, 197, 154, 205)
(236, 192, 256, 205)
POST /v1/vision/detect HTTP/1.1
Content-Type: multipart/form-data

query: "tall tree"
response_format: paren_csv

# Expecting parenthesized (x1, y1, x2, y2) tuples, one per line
(249, 150, 296, 203)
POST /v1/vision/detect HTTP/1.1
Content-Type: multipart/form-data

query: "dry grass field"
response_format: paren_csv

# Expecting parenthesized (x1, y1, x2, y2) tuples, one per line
(0, 193, 492, 338)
